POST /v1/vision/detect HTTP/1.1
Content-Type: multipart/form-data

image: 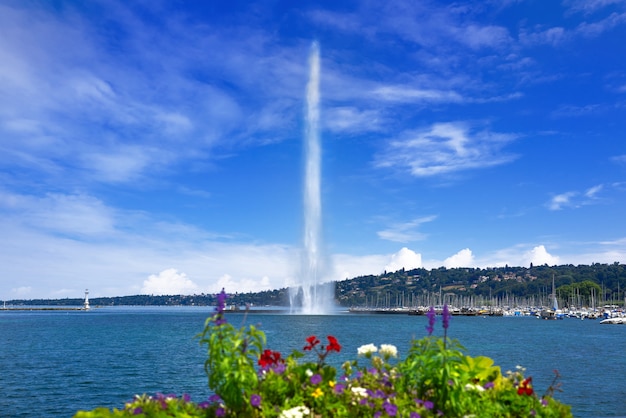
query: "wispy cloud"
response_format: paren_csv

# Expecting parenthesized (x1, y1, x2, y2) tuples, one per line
(585, 184, 604, 198)
(519, 26, 569, 47)
(0, 2, 312, 190)
(564, 0, 626, 15)
(377, 215, 437, 243)
(375, 122, 519, 177)
(548, 192, 578, 210)
(612, 154, 626, 163)
(371, 86, 463, 103)
(547, 184, 609, 210)
(551, 103, 602, 118)
(324, 106, 385, 133)
(520, 5, 626, 47)
(0, 190, 116, 238)
(576, 11, 626, 37)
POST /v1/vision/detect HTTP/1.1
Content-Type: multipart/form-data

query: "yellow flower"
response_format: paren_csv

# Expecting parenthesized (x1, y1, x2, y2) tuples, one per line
(312, 388, 324, 398)
(328, 381, 336, 388)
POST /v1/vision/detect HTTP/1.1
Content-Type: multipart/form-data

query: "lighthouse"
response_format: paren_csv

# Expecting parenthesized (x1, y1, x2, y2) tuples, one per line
(83, 289, 90, 310)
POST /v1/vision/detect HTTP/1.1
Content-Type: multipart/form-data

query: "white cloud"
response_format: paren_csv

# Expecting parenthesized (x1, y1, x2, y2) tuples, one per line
(324, 106, 384, 133)
(385, 247, 423, 272)
(376, 122, 518, 177)
(585, 184, 604, 198)
(444, 248, 475, 268)
(547, 192, 577, 210)
(460, 24, 511, 49)
(377, 216, 437, 243)
(520, 26, 568, 46)
(524, 245, 560, 266)
(0, 190, 116, 237)
(142, 268, 199, 295)
(564, 0, 626, 14)
(81, 146, 164, 183)
(371, 86, 463, 103)
(0, 190, 300, 299)
(0, 2, 312, 191)
(331, 253, 390, 281)
(548, 184, 612, 210)
(520, 8, 626, 47)
(215, 274, 273, 294)
(575, 12, 626, 37)
(11, 286, 32, 296)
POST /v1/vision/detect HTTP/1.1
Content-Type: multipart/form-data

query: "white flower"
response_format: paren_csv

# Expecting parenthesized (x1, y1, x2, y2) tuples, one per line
(379, 344, 398, 358)
(357, 343, 378, 356)
(305, 369, 313, 377)
(279, 405, 311, 418)
(351, 387, 368, 398)
(464, 383, 485, 392)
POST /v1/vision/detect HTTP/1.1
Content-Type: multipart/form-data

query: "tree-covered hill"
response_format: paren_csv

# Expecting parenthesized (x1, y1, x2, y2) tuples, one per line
(335, 263, 623, 309)
(5, 262, 625, 309)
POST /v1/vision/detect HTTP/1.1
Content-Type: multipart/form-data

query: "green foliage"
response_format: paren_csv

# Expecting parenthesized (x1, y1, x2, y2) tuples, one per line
(557, 280, 602, 300)
(197, 295, 265, 413)
(73, 394, 212, 417)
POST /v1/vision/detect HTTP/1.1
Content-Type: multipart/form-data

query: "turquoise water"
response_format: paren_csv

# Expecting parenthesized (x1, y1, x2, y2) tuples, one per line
(1, 307, 624, 417)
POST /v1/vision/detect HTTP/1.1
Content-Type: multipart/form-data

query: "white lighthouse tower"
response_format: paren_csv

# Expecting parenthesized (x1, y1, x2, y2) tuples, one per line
(83, 289, 90, 310)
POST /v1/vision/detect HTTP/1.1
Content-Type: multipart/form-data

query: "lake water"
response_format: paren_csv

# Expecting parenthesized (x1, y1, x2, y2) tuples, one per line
(1, 307, 624, 417)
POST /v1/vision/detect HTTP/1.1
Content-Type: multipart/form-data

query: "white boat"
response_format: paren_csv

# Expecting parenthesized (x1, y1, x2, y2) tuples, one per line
(540, 276, 563, 320)
(600, 317, 626, 324)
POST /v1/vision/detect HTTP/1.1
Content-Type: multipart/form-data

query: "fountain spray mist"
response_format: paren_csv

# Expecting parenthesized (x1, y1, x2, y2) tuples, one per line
(291, 42, 334, 314)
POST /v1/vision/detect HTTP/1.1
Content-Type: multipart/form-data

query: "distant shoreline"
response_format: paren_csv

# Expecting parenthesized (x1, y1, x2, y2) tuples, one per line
(1, 307, 87, 311)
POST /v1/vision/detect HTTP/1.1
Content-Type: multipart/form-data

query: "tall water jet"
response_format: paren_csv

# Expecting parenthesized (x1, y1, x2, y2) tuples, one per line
(291, 42, 334, 314)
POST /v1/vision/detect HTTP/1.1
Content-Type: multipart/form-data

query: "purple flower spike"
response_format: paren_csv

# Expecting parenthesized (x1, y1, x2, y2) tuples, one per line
(423, 400, 434, 410)
(216, 288, 228, 313)
(426, 306, 436, 335)
(213, 289, 229, 325)
(250, 394, 261, 408)
(310, 374, 322, 385)
(410, 413, 421, 418)
(442, 304, 451, 330)
(216, 407, 226, 417)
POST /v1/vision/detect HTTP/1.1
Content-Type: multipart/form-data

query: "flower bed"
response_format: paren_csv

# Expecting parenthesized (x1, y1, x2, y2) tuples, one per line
(75, 290, 572, 417)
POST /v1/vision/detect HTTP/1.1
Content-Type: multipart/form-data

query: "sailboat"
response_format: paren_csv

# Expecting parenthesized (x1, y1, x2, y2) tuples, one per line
(540, 276, 563, 320)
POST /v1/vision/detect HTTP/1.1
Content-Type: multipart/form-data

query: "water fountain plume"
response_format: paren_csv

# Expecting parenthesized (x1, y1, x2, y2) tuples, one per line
(290, 42, 334, 315)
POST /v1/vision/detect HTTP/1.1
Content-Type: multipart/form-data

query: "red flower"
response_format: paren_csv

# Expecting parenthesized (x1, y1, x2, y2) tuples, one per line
(517, 377, 534, 396)
(326, 335, 341, 353)
(258, 349, 282, 368)
(304, 335, 320, 351)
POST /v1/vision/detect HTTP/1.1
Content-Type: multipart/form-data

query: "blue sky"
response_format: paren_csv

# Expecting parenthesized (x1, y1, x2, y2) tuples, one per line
(1, 0, 626, 299)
